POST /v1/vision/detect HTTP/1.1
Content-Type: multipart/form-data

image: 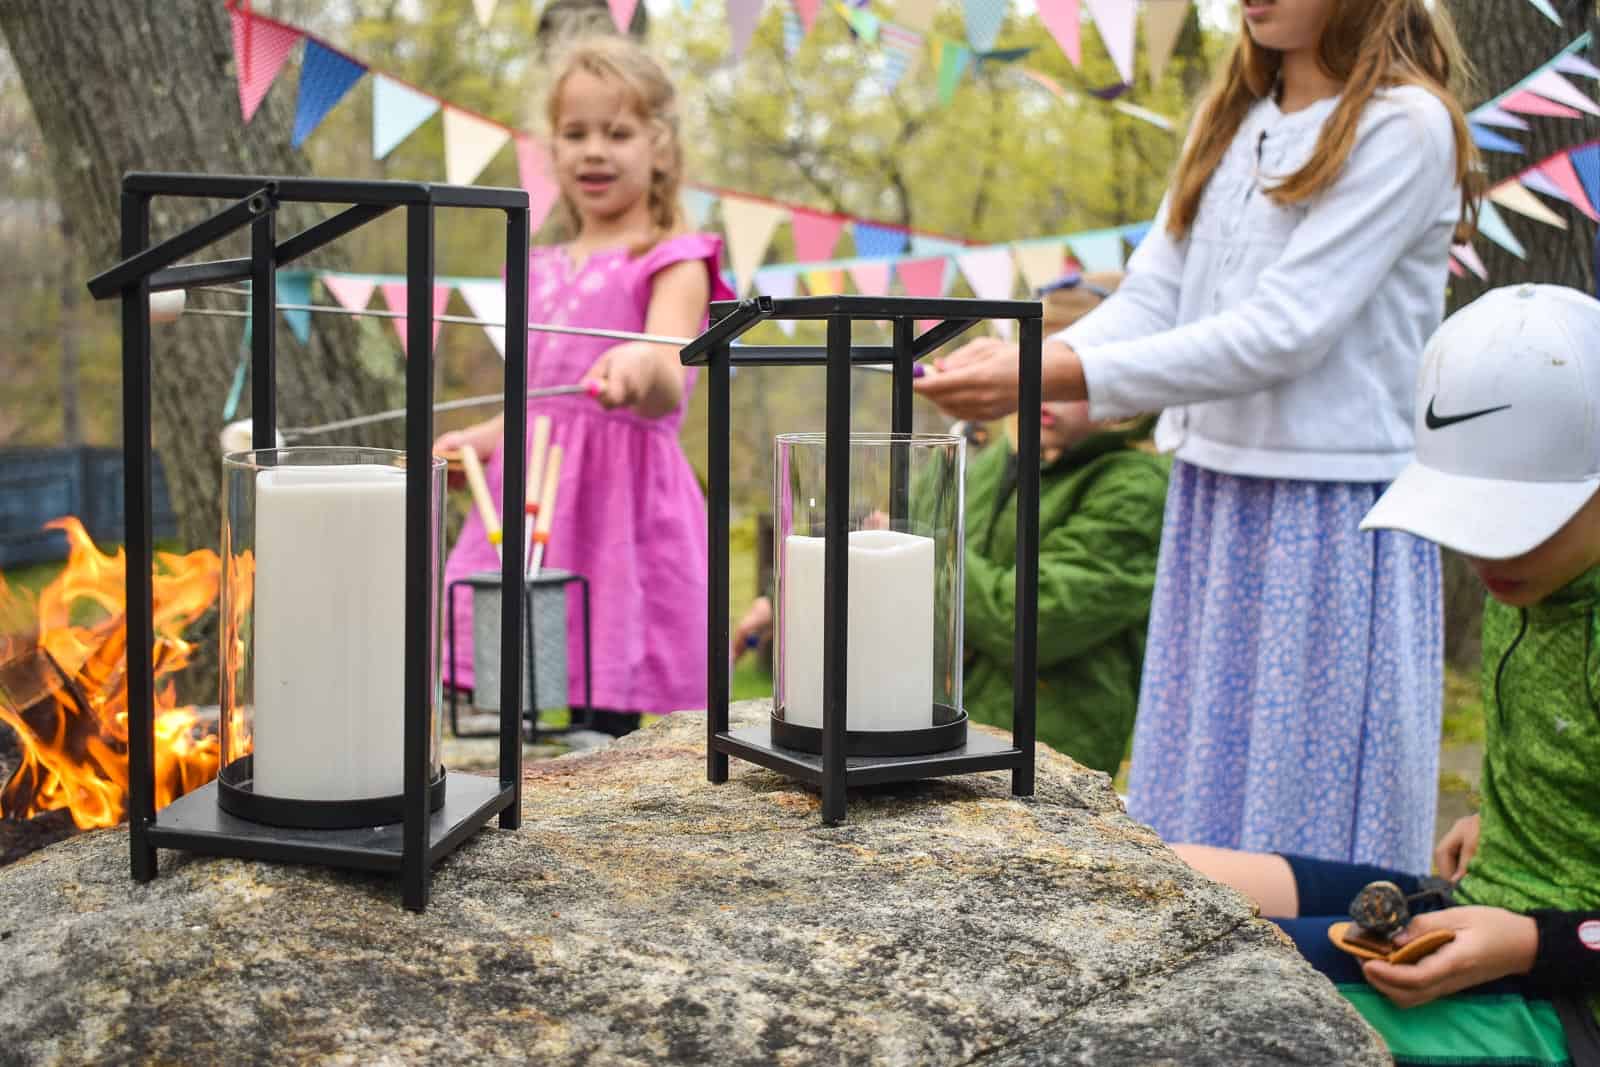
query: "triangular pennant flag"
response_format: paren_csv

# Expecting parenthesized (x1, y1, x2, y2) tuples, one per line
(515, 135, 561, 233)
(721, 197, 788, 296)
(458, 280, 508, 358)
(956, 247, 1015, 301)
(937, 41, 972, 105)
(912, 234, 965, 290)
(278, 271, 312, 345)
(1470, 124, 1525, 155)
(1539, 154, 1600, 222)
(898, 0, 939, 32)
(1569, 144, 1600, 214)
(473, 0, 499, 26)
(1475, 201, 1527, 260)
(729, 0, 765, 59)
(1122, 221, 1152, 247)
(1067, 231, 1126, 272)
(898, 257, 950, 298)
(804, 269, 845, 296)
(977, 46, 1035, 67)
(1013, 241, 1067, 293)
(783, 5, 805, 56)
(378, 282, 452, 357)
(1448, 257, 1465, 279)
(791, 209, 847, 263)
(1469, 105, 1531, 131)
(1020, 67, 1071, 103)
(230, 8, 303, 123)
(293, 40, 367, 148)
(963, 0, 1006, 53)
(1083, 0, 1136, 86)
(608, 0, 641, 31)
(1144, 0, 1187, 85)
(1557, 54, 1600, 81)
(848, 261, 892, 297)
(849, 7, 882, 41)
(754, 268, 799, 335)
(1501, 89, 1582, 120)
(1490, 179, 1570, 229)
(795, 0, 822, 31)
(682, 188, 719, 228)
(879, 23, 925, 89)
(1519, 166, 1571, 203)
(852, 222, 909, 258)
(1038, 0, 1082, 67)
(443, 107, 512, 186)
(372, 75, 440, 160)
(321, 273, 376, 314)
(1526, 70, 1600, 117)
(1524, 0, 1562, 25)
(1450, 243, 1488, 281)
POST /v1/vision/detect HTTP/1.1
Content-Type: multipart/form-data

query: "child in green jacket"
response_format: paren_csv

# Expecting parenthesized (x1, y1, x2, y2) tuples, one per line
(1177, 285, 1600, 1066)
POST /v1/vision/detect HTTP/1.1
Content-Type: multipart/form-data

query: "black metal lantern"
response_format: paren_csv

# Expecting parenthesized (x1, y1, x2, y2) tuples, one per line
(87, 173, 531, 911)
(681, 296, 1043, 824)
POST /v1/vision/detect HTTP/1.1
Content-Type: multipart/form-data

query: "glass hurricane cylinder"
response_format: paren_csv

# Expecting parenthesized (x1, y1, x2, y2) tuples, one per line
(218, 446, 446, 828)
(772, 431, 965, 756)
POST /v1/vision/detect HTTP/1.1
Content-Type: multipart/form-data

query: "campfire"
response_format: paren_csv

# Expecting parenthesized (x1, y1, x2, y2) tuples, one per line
(0, 517, 222, 836)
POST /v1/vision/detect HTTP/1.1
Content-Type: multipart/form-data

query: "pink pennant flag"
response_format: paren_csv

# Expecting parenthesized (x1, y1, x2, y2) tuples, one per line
(1447, 258, 1464, 279)
(849, 261, 892, 297)
(321, 274, 376, 312)
(1525, 71, 1600, 118)
(1084, 0, 1135, 85)
(1540, 154, 1600, 221)
(1501, 89, 1582, 120)
(791, 209, 847, 263)
(1450, 243, 1488, 281)
(795, 0, 822, 31)
(898, 257, 949, 299)
(608, 0, 640, 32)
(515, 135, 561, 233)
(379, 282, 453, 357)
(1038, 0, 1082, 67)
(229, 7, 303, 122)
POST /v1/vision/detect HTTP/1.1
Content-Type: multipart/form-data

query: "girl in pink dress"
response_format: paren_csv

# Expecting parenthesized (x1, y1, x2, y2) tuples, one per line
(434, 36, 733, 736)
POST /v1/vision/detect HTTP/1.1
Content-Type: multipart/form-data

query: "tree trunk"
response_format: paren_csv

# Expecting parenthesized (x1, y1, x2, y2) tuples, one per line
(1438, 0, 1600, 671)
(0, 0, 406, 562)
(57, 215, 81, 448)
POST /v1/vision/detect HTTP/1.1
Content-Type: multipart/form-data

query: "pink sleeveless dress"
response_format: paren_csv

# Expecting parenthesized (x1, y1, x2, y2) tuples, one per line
(443, 233, 734, 713)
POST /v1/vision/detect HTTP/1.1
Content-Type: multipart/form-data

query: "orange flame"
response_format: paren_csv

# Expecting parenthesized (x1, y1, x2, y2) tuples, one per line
(0, 518, 221, 829)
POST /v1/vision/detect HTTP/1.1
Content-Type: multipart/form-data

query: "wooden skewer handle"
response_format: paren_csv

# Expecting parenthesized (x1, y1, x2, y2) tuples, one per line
(534, 446, 563, 540)
(459, 446, 501, 543)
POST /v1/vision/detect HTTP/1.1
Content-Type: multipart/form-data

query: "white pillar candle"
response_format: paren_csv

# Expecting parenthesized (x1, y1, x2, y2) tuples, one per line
(780, 529, 935, 732)
(251, 464, 409, 800)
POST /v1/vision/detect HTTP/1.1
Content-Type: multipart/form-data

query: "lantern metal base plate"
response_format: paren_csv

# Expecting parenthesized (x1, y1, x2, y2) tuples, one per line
(715, 720, 1024, 787)
(143, 772, 513, 874)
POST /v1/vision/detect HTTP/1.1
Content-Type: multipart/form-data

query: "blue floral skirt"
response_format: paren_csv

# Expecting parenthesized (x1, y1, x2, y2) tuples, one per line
(1127, 460, 1443, 873)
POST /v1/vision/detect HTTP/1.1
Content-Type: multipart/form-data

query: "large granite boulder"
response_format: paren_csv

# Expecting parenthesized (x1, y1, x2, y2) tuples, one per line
(0, 704, 1386, 1065)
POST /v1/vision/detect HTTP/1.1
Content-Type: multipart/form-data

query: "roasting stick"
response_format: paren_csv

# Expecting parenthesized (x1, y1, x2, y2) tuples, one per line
(458, 447, 503, 563)
(523, 415, 552, 572)
(273, 383, 597, 442)
(529, 446, 564, 578)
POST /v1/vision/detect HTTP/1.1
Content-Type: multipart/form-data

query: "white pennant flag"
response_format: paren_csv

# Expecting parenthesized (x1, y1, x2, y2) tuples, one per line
(473, 0, 498, 26)
(754, 268, 799, 335)
(1013, 241, 1068, 293)
(1144, 0, 1188, 85)
(443, 107, 512, 186)
(458, 280, 509, 358)
(1489, 182, 1569, 229)
(1084, 0, 1136, 85)
(721, 197, 788, 296)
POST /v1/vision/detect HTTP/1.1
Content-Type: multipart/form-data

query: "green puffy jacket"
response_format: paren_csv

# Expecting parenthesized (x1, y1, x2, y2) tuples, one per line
(960, 428, 1168, 774)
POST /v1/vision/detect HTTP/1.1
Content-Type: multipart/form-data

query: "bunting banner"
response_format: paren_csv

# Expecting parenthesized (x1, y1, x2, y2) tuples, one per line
(1067, 230, 1127, 272)
(1037, 0, 1081, 68)
(937, 41, 972, 105)
(1475, 201, 1528, 260)
(791, 208, 848, 262)
(608, 0, 640, 32)
(372, 75, 440, 160)
(682, 188, 719, 228)
(473, 0, 499, 26)
(722, 198, 789, 295)
(879, 23, 924, 89)
(752, 268, 799, 335)
(853, 221, 909, 258)
(1503, 89, 1583, 120)
(1013, 240, 1068, 293)
(897, 257, 952, 299)
(457, 280, 508, 357)
(963, 0, 1006, 54)
(794, 0, 822, 32)
(378, 282, 453, 357)
(848, 261, 892, 297)
(1144, 0, 1187, 85)
(1083, 0, 1136, 86)
(278, 272, 313, 345)
(1489, 181, 1569, 229)
(1469, 34, 1597, 157)
(1451, 243, 1488, 281)
(1526, 0, 1562, 25)
(803, 269, 846, 296)
(1558, 54, 1600, 80)
(1526, 70, 1600, 116)
(728, 0, 765, 59)
(292, 40, 366, 147)
(321, 274, 376, 314)
(897, 0, 938, 33)
(1455, 141, 1600, 278)
(514, 135, 561, 233)
(1540, 154, 1600, 222)
(230, 5, 302, 123)
(443, 106, 512, 186)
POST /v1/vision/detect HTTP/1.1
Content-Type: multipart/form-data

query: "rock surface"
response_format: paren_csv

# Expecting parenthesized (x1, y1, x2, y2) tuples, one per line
(0, 704, 1386, 1066)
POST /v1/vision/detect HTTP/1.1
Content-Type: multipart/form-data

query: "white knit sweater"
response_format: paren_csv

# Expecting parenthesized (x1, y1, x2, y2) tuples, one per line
(1060, 86, 1461, 482)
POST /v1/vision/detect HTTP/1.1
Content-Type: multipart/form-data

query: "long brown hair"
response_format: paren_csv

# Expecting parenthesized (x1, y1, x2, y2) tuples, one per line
(1166, 0, 1481, 242)
(542, 35, 685, 251)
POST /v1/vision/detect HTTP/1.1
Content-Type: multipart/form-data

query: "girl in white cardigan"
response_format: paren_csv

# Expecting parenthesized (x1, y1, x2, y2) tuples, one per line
(917, 0, 1479, 872)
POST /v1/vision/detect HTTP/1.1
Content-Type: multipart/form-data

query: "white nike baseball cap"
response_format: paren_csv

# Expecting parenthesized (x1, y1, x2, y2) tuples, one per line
(1361, 283, 1600, 560)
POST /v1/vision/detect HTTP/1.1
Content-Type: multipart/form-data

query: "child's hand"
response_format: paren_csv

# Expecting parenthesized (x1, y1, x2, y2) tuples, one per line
(1433, 813, 1481, 881)
(1362, 906, 1538, 1008)
(913, 339, 1020, 421)
(731, 596, 774, 660)
(433, 420, 501, 489)
(583, 342, 656, 412)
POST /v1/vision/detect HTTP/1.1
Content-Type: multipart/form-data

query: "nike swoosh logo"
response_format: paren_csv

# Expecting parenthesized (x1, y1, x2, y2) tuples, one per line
(1424, 398, 1511, 430)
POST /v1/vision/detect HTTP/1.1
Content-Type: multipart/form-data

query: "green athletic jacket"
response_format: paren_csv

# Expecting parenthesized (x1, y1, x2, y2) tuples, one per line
(960, 427, 1169, 774)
